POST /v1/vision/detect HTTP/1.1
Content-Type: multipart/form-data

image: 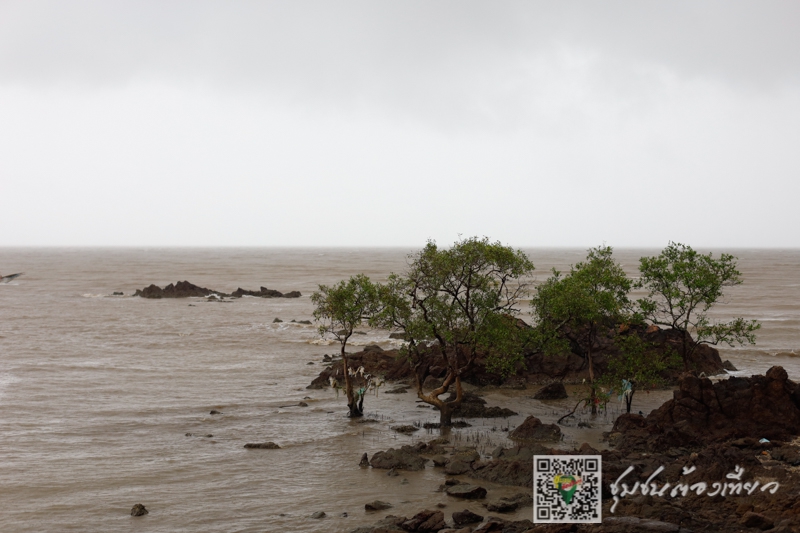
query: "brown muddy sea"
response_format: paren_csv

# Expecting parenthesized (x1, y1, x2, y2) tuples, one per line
(1, 248, 798, 532)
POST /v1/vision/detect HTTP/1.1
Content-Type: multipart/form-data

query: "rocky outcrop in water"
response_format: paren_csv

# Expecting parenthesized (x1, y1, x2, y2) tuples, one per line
(370, 446, 428, 471)
(243, 442, 281, 449)
(445, 391, 517, 418)
(135, 280, 217, 298)
(309, 325, 724, 392)
(134, 281, 301, 299)
(508, 415, 562, 443)
(130, 503, 149, 516)
(230, 286, 301, 298)
(609, 366, 800, 453)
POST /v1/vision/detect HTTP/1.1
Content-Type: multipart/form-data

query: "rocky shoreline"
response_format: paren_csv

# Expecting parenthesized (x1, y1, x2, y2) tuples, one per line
(315, 366, 800, 533)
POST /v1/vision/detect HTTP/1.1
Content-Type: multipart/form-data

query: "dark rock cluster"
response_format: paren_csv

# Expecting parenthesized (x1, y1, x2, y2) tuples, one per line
(134, 280, 301, 299)
(609, 365, 800, 452)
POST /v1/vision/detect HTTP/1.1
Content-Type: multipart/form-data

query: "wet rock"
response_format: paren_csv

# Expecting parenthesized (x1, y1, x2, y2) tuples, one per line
(352, 515, 406, 533)
(402, 510, 446, 532)
(244, 442, 281, 449)
(741, 512, 774, 530)
(112, 291, 123, 296)
(209, 410, 222, 415)
(370, 446, 428, 471)
(363, 344, 383, 353)
(445, 391, 516, 418)
(469, 457, 536, 488)
(291, 319, 312, 325)
(509, 415, 562, 442)
(452, 509, 484, 526)
(722, 359, 738, 371)
(389, 331, 409, 340)
(445, 484, 487, 499)
(485, 492, 532, 513)
(359, 452, 370, 467)
(452, 447, 480, 463)
(431, 455, 448, 467)
(310, 511, 326, 519)
(273, 317, 283, 323)
(130, 503, 149, 516)
(391, 425, 419, 434)
(387, 468, 399, 477)
(532, 382, 568, 400)
(444, 460, 471, 475)
(365, 500, 392, 511)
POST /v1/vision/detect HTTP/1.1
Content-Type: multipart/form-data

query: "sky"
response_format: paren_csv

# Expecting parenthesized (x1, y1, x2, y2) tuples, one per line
(1, 1, 798, 248)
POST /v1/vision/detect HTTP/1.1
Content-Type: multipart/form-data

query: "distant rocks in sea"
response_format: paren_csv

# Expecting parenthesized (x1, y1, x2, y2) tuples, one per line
(133, 280, 301, 299)
(244, 442, 281, 449)
(130, 503, 149, 516)
(231, 287, 301, 298)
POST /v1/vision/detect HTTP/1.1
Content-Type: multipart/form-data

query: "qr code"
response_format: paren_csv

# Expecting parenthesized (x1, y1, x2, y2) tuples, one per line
(533, 455, 602, 523)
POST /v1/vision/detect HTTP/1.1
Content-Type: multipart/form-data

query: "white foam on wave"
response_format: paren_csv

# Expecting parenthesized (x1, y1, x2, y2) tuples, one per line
(307, 338, 336, 346)
(0, 373, 21, 401)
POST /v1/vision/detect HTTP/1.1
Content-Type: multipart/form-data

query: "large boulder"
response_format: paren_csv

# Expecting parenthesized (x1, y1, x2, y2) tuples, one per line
(613, 366, 800, 452)
(445, 484, 487, 499)
(446, 391, 516, 418)
(401, 510, 446, 532)
(509, 416, 562, 443)
(532, 382, 568, 400)
(130, 503, 149, 516)
(370, 446, 428, 471)
(452, 509, 484, 526)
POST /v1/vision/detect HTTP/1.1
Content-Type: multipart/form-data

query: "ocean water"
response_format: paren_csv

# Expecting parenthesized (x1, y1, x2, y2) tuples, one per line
(0, 247, 798, 532)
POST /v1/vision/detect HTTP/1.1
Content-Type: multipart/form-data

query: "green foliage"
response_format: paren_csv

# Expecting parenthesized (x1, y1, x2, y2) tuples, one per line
(637, 242, 760, 365)
(373, 236, 535, 379)
(531, 245, 633, 361)
(311, 274, 379, 348)
(600, 333, 678, 390)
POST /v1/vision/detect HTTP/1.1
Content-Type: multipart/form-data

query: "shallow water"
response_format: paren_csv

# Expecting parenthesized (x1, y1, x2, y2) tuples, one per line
(0, 247, 798, 532)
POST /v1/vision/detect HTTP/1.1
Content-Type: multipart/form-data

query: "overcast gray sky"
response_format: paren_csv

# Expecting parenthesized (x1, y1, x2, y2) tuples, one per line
(1, 1, 798, 247)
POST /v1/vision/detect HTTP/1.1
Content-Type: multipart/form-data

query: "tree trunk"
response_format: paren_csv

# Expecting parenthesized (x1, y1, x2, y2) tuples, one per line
(682, 329, 690, 371)
(439, 403, 453, 426)
(348, 394, 363, 418)
(342, 343, 363, 418)
(588, 343, 597, 415)
(415, 370, 461, 427)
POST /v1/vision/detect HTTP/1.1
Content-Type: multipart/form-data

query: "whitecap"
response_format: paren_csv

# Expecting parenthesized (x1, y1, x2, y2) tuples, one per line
(0, 373, 21, 401)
